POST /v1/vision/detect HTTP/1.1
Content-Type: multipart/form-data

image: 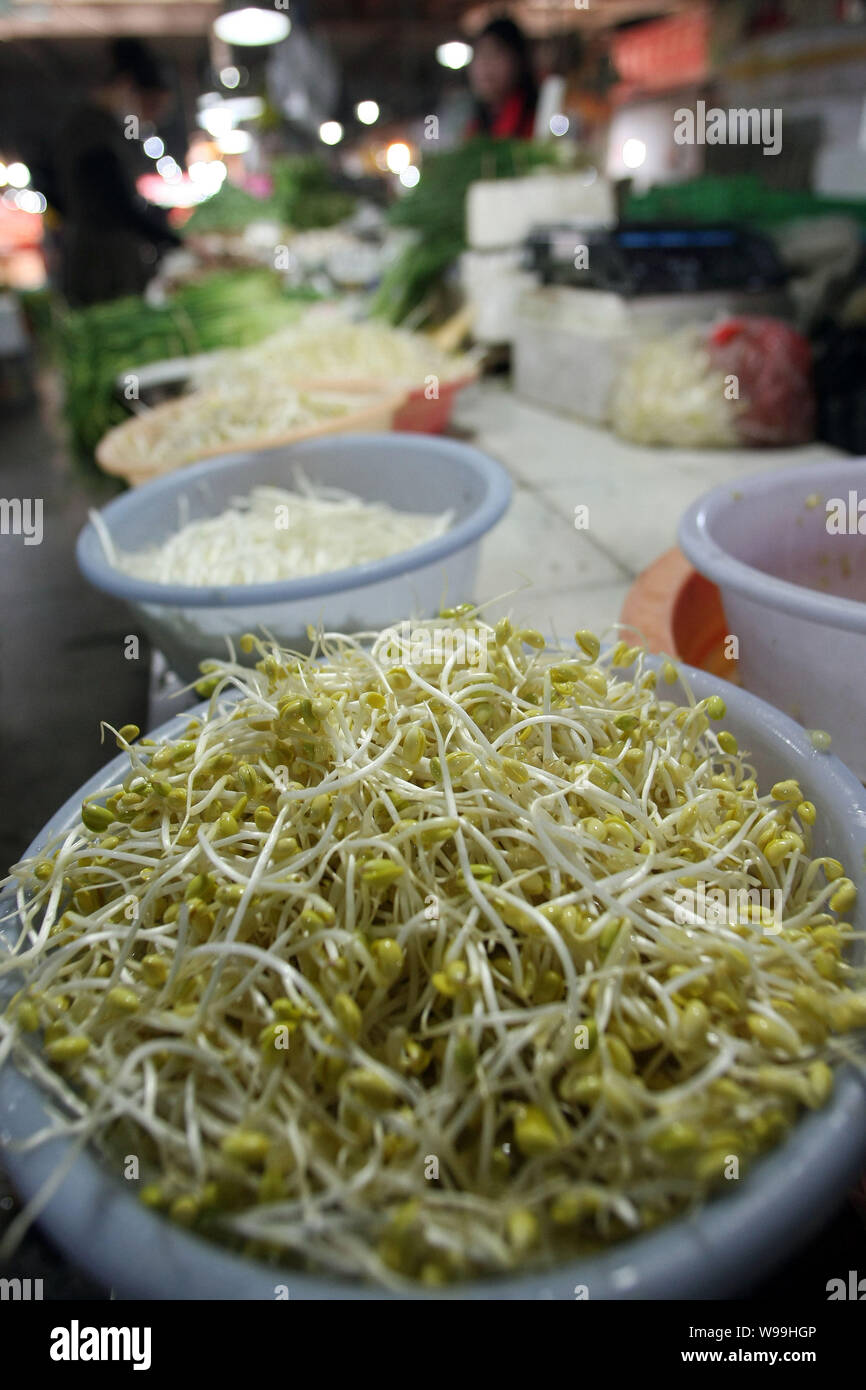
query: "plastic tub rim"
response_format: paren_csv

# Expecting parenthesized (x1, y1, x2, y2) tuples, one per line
(678, 457, 866, 636)
(76, 432, 512, 610)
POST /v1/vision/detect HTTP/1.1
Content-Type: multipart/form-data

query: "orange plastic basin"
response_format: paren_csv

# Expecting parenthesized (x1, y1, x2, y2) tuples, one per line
(392, 373, 478, 434)
(621, 548, 738, 680)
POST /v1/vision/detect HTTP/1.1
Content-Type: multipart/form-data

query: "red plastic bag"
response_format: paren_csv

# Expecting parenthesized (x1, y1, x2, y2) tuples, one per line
(707, 317, 815, 447)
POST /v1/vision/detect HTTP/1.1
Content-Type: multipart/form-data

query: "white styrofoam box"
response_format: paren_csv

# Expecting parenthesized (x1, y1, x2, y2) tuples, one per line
(466, 173, 615, 252)
(512, 285, 788, 425)
(459, 250, 535, 346)
(814, 144, 866, 197)
(513, 293, 627, 425)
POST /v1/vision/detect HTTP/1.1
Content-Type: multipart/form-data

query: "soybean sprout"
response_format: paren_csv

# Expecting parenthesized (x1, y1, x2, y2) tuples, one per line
(1, 612, 864, 1287)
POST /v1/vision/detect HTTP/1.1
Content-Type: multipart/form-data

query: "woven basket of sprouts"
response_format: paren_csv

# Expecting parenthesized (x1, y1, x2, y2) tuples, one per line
(95, 380, 408, 488)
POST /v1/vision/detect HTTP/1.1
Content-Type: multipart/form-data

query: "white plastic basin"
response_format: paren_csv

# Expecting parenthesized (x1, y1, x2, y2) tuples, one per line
(76, 433, 512, 683)
(679, 458, 866, 778)
(1, 661, 865, 1299)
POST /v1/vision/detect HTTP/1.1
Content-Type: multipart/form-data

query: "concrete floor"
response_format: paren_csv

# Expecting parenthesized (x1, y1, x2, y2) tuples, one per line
(0, 383, 150, 871)
(0, 373, 860, 1298)
(458, 378, 841, 641)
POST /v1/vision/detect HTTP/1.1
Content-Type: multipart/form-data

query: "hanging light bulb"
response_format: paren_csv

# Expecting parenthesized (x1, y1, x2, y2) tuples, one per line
(213, 6, 291, 47)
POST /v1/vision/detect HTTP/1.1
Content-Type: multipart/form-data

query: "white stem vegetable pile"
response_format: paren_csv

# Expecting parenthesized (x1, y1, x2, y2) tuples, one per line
(188, 319, 477, 398)
(110, 384, 354, 471)
(94, 482, 452, 587)
(1, 614, 864, 1287)
(611, 328, 741, 448)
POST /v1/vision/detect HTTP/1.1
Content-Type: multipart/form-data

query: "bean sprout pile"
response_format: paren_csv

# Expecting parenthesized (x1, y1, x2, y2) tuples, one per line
(611, 328, 741, 448)
(2, 613, 864, 1288)
(93, 482, 452, 588)
(189, 319, 477, 398)
(106, 385, 360, 472)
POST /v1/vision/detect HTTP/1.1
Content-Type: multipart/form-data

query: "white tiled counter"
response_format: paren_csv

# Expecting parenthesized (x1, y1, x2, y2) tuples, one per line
(454, 379, 840, 641)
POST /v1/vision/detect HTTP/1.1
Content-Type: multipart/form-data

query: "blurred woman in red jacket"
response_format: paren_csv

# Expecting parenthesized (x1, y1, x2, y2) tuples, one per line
(465, 17, 538, 141)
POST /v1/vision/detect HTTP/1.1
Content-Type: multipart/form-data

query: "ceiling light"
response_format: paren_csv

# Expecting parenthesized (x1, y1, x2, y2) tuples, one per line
(156, 155, 181, 182)
(356, 100, 379, 126)
(221, 96, 265, 121)
(319, 121, 343, 146)
(436, 42, 473, 70)
(199, 105, 235, 138)
(15, 189, 46, 214)
(385, 141, 410, 173)
(7, 162, 30, 189)
(217, 129, 253, 154)
(622, 137, 647, 169)
(213, 8, 291, 47)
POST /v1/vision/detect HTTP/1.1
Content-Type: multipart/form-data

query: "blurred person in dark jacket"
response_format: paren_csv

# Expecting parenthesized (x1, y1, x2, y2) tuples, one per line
(56, 39, 181, 307)
(465, 17, 538, 141)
